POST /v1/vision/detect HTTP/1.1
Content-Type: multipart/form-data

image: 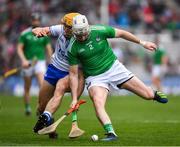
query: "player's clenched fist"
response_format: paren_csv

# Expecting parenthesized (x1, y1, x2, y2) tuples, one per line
(140, 40, 157, 52)
(32, 27, 49, 37)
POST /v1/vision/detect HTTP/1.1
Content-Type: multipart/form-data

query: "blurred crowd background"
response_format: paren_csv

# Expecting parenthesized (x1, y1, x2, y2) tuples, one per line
(0, 0, 180, 95)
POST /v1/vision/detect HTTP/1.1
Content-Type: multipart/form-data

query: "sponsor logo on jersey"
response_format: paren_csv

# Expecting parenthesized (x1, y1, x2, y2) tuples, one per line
(79, 48, 85, 53)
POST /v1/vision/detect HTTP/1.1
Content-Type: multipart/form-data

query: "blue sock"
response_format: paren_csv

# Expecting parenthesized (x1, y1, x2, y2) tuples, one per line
(43, 111, 52, 125)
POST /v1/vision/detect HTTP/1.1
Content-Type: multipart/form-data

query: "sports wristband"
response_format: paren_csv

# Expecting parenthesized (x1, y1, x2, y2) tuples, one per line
(139, 40, 147, 47)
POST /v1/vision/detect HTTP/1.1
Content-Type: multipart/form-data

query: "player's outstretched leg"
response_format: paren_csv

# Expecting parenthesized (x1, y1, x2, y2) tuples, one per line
(154, 91, 168, 103)
(33, 111, 58, 139)
(120, 76, 168, 104)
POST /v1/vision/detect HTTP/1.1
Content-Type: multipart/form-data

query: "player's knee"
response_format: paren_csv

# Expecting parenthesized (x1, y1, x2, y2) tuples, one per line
(53, 89, 64, 102)
(56, 84, 66, 93)
(52, 86, 65, 101)
(93, 97, 104, 109)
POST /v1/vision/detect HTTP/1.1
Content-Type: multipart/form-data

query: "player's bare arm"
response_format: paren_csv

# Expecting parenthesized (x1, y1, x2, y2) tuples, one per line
(32, 27, 51, 37)
(69, 65, 79, 108)
(77, 70, 85, 97)
(17, 43, 30, 68)
(114, 28, 157, 51)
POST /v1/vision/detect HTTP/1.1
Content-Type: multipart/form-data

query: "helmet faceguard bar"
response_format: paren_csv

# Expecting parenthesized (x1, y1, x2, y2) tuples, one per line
(73, 26, 90, 35)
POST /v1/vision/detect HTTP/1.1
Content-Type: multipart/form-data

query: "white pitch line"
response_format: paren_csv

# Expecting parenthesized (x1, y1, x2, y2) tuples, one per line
(141, 120, 180, 123)
(120, 120, 180, 123)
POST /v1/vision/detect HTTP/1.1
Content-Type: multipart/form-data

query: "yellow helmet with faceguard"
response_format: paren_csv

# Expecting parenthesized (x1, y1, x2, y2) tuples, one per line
(61, 13, 80, 27)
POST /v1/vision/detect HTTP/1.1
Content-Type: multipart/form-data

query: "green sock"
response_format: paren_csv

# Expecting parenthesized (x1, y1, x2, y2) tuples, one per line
(25, 103, 29, 109)
(103, 124, 115, 134)
(72, 111, 77, 122)
(25, 104, 31, 112)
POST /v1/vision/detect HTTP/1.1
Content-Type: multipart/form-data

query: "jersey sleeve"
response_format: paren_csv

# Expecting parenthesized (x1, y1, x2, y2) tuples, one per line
(18, 33, 25, 44)
(162, 48, 166, 55)
(68, 41, 79, 65)
(103, 25, 115, 38)
(159, 46, 166, 55)
(49, 25, 63, 37)
(92, 25, 115, 39)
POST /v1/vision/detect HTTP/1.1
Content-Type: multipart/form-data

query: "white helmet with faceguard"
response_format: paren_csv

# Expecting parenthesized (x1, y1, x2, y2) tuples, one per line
(72, 15, 90, 41)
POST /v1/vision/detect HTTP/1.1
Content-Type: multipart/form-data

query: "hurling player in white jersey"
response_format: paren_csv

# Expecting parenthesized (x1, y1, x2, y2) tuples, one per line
(32, 13, 85, 139)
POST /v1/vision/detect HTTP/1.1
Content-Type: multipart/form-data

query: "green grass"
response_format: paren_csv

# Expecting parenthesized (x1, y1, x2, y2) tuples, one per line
(0, 94, 180, 146)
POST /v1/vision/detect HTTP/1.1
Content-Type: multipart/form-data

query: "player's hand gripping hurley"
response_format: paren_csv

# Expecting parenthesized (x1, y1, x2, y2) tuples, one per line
(38, 99, 86, 135)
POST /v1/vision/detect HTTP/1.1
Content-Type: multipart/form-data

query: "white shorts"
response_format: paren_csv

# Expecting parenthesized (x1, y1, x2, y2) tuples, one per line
(86, 60, 134, 90)
(22, 60, 46, 77)
(152, 65, 164, 77)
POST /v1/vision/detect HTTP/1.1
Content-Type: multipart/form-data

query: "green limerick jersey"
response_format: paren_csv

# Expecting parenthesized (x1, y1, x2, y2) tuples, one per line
(18, 27, 50, 60)
(153, 47, 166, 65)
(68, 25, 117, 78)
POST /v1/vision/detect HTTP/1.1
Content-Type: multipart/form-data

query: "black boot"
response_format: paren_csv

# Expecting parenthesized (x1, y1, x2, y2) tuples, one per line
(33, 113, 52, 133)
(33, 113, 58, 139)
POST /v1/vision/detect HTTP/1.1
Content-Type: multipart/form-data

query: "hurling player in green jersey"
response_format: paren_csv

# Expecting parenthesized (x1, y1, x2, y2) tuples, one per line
(68, 15, 168, 141)
(152, 36, 168, 91)
(17, 13, 53, 116)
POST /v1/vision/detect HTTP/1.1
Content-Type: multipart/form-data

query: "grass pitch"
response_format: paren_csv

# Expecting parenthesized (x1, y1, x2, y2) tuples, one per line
(0, 94, 180, 146)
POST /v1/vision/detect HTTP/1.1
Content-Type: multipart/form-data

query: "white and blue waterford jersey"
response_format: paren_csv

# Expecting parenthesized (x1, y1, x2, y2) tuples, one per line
(49, 25, 70, 72)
